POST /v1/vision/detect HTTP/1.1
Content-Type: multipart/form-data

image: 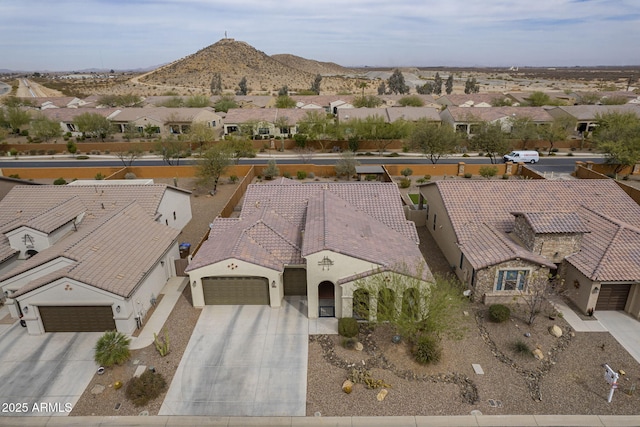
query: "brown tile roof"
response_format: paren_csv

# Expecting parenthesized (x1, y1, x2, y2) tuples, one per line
(445, 106, 554, 123)
(188, 180, 426, 277)
(223, 108, 310, 124)
(428, 180, 640, 278)
(40, 107, 118, 122)
(550, 104, 640, 120)
(511, 211, 590, 234)
(9, 203, 179, 298)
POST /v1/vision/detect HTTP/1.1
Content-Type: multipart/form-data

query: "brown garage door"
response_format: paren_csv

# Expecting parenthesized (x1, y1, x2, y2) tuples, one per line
(39, 306, 116, 332)
(596, 284, 631, 311)
(202, 277, 269, 305)
(283, 267, 307, 296)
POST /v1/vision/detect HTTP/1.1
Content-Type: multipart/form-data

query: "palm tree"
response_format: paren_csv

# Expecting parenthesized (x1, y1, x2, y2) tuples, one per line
(94, 331, 131, 367)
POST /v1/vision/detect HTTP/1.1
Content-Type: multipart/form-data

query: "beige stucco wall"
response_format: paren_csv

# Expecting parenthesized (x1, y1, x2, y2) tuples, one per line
(419, 185, 460, 274)
(1, 257, 76, 295)
(187, 258, 282, 308)
(561, 263, 597, 315)
(157, 188, 192, 231)
(304, 250, 382, 319)
(625, 284, 640, 319)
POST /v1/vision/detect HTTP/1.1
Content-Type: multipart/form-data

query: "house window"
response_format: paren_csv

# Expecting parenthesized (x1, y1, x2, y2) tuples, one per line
(258, 127, 270, 135)
(173, 211, 176, 220)
(459, 253, 464, 269)
(425, 204, 429, 220)
(495, 270, 528, 291)
(433, 213, 437, 231)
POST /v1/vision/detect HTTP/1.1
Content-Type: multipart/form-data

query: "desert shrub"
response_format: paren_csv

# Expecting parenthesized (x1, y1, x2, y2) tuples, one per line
(76, 155, 89, 160)
(416, 178, 426, 184)
(365, 174, 377, 181)
(387, 152, 400, 157)
(47, 150, 56, 155)
(296, 170, 307, 180)
(125, 370, 166, 407)
(502, 174, 510, 180)
(488, 304, 511, 323)
(342, 337, 358, 349)
(282, 171, 291, 178)
(462, 153, 470, 157)
(512, 339, 532, 356)
(413, 335, 442, 364)
(307, 172, 315, 179)
(53, 177, 67, 185)
(95, 172, 105, 180)
(400, 167, 413, 177)
(124, 172, 137, 179)
(8, 174, 20, 179)
(338, 317, 359, 338)
(20, 130, 29, 136)
(94, 330, 131, 367)
(399, 177, 411, 188)
(464, 172, 472, 179)
(293, 133, 307, 148)
(423, 175, 431, 181)
(479, 166, 498, 179)
(9, 148, 18, 156)
(567, 152, 574, 156)
(228, 175, 238, 183)
(263, 159, 279, 180)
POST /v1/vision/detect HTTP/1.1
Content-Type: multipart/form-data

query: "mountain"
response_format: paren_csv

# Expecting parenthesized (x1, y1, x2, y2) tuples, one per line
(271, 54, 353, 76)
(139, 39, 358, 94)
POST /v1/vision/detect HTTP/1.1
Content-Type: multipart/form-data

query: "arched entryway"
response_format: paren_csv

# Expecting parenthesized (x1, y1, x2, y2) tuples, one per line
(318, 281, 335, 317)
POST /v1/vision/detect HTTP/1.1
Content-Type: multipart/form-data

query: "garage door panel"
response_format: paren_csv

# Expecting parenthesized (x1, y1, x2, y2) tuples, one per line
(202, 277, 269, 305)
(596, 284, 631, 311)
(40, 306, 115, 332)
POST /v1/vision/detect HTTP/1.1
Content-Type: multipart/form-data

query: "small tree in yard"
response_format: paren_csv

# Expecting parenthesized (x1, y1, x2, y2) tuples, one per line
(197, 144, 232, 194)
(518, 271, 553, 325)
(94, 331, 131, 367)
(470, 122, 510, 164)
(401, 167, 413, 178)
(409, 119, 459, 164)
(263, 158, 280, 180)
(479, 165, 498, 179)
(66, 140, 77, 157)
(334, 150, 358, 180)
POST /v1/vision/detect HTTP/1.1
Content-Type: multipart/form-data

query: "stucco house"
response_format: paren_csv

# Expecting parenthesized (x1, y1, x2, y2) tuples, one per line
(546, 104, 640, 135)
(186, 179, 432, 319)
(0, 182, 192, 334)
(109, 107, 223, 138)
(439, 106, 554, 136)
(418, 180, 640, 318)
(222, 108, 310, 138)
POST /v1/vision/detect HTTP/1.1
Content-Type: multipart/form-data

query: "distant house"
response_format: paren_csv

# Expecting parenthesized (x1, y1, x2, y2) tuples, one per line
(436, 93, 504, 108)
(439, 106, 554, 136)
(336, 107, 441, 124)
(109, 107, 223, 137)
(185, 180, 432, 319)
(380, 94, 439, 108)
(223, 108, 310, 137)
(0, 182, 192, 334)
(40, 107, 118, 136)
(547, 104, 640, 135)
(418, 180, 640, 318)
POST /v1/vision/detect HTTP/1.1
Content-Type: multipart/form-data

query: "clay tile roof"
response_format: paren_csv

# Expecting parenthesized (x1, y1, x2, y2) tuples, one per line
(512, 211, 590, 234)
(10, 203, 179, 298)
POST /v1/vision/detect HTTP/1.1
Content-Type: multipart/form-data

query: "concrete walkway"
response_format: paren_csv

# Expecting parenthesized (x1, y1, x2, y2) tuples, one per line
(3, 414, 640, 426)
(595, 311, 640, 364)
(130, 276, 188, 350)
(550, 298, 608, 332)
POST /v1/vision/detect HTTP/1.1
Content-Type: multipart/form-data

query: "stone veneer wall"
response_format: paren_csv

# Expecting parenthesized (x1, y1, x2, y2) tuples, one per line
(512, 216, 582, 264)
(474, 259, 550, 305)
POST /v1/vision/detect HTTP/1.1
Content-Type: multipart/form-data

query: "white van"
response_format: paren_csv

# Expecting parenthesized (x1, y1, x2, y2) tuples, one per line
(503, 150, 539, 164)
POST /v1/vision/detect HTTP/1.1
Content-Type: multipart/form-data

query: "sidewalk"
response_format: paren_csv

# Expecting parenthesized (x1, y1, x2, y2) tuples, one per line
(129, 276, 188, 350)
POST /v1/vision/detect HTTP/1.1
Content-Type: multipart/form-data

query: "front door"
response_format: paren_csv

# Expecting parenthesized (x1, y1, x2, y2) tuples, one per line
(318, 281, 335, 317)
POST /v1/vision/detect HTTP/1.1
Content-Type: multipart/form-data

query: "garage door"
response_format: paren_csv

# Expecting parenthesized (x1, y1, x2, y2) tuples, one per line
(596, 284, 631, 311)
(39, 306, 116, 332)
(202, 277, 269, 305)
(283, 268, 307, 296)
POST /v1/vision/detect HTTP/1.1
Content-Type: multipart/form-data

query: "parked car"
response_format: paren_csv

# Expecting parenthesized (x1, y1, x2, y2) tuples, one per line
(503, 150, 539, 164)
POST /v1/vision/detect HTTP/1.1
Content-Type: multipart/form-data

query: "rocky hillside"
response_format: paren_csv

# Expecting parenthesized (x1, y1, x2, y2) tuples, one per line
(271, 54, 353, 76)
(139, 39, 360, 94)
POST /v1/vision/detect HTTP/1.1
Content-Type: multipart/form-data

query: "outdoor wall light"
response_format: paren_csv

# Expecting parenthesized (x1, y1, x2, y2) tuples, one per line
(116, 305, 121, 313)
(192, 281, 196, 288)
(271, 280, 276, 288)
(23, 306, 28, 314)
(592, 286, 600, 294)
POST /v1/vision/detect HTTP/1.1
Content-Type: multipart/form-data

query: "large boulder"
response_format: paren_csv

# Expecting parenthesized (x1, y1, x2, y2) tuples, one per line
(377, 389, 388, 401)
(533, 348, 544, 360)
(549, 325, 563, 338)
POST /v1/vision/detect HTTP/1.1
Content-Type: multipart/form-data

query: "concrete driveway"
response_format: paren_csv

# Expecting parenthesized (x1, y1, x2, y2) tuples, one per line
(595, 311, 640, 364)
(0, 324, 100, 417)
(160, 297, 309, 416)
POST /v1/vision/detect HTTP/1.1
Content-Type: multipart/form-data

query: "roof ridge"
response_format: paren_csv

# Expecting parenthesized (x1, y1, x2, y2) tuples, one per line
(580, 205, 640, 234)
(590, 225, 624, 280)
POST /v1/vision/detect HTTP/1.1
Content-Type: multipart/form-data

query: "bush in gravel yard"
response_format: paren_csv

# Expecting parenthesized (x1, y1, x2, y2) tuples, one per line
(338, 317, 359, 338)
(94, 330, 131, 367)
(296, 170, 307, 180)
(342, 337, 358, 349)
(413, 334, 442, 364)
(488, 304, 511, 323)
(399, 177, 411, 188)
(53, 177, 67, 185)
(512, 339, 533, 356)
(125, 370, 166, 407)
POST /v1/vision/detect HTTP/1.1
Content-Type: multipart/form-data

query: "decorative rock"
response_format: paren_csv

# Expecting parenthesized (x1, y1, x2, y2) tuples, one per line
(354, 342, 364, 351)
(139, 410, 149, 416)
(376, 389, 388, 401)
(114, 381, 123, 390)
(91, 384, 105, 395)
(470, 410, 483, 416)
(533, 348, 544, 360)
(549, 325, 562, 338)
(524, 332, 531, 337)
(342, 379, 353, 394)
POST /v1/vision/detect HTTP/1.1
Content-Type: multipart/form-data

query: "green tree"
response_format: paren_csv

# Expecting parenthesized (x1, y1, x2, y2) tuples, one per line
(311, 74, 322, 94)
(398, 95, 424, 107)
(122, 121, 141, 141)
(156, 137, 189, 166)
(470, 122, 510, 164)
(334, 150, 359, 180)
(464, 77, 479, 94)
(66, 139, 77, 157)
(210, 72, 222, 95)
(388, 69, 409, 95)
(527, 91, 552, 106)
(508, 116, 540, 150)
(601, 95, 629, 105)
(7, 107, 31, 133)
(479, 165, 498, 179)
(187, 122, 217, 155)
(409, 119, 459, 163)
(275, 95, 296, 109)
(490, 97, 513, 107)
(116, 144, 143, 167)
(74, 112, 113, 141)
(580, 92, 601, 105)
(377, 81, 386, 95)
(143, 123, 160, 138)
(222, 138, 256, 164)
(350, 116, 410, 155)
(278, 85, 289, 96)
(237, 77, 248, 96)
(185, 95, 211, 108)
(416, 82, 433, 95)
(263, 158, 280, 180)
(297, 110, 334, 152)
(593, 111, 640, 172)
(433, 72, 443, 95)
(158, 96, 184, 108)
(94, 331, 131, 367)
(445, 75, 454, 95)
(540, 115, 575, 155)
(196, 143, 232, 194)
(352, 95, 383, 108)
(2, 96, 34, 108)
(213, 94, 238, 113)
(30, 114, 62, 141)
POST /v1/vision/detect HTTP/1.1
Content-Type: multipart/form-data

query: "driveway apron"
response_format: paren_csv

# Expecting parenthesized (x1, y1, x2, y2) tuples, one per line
(595, 311, 640, 364)
(0, 325, 100, 417)
(160, 297, 309, 416)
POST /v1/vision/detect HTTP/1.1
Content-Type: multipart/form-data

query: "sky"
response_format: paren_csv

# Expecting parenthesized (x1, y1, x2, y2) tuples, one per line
(1, 0, 639, 71)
